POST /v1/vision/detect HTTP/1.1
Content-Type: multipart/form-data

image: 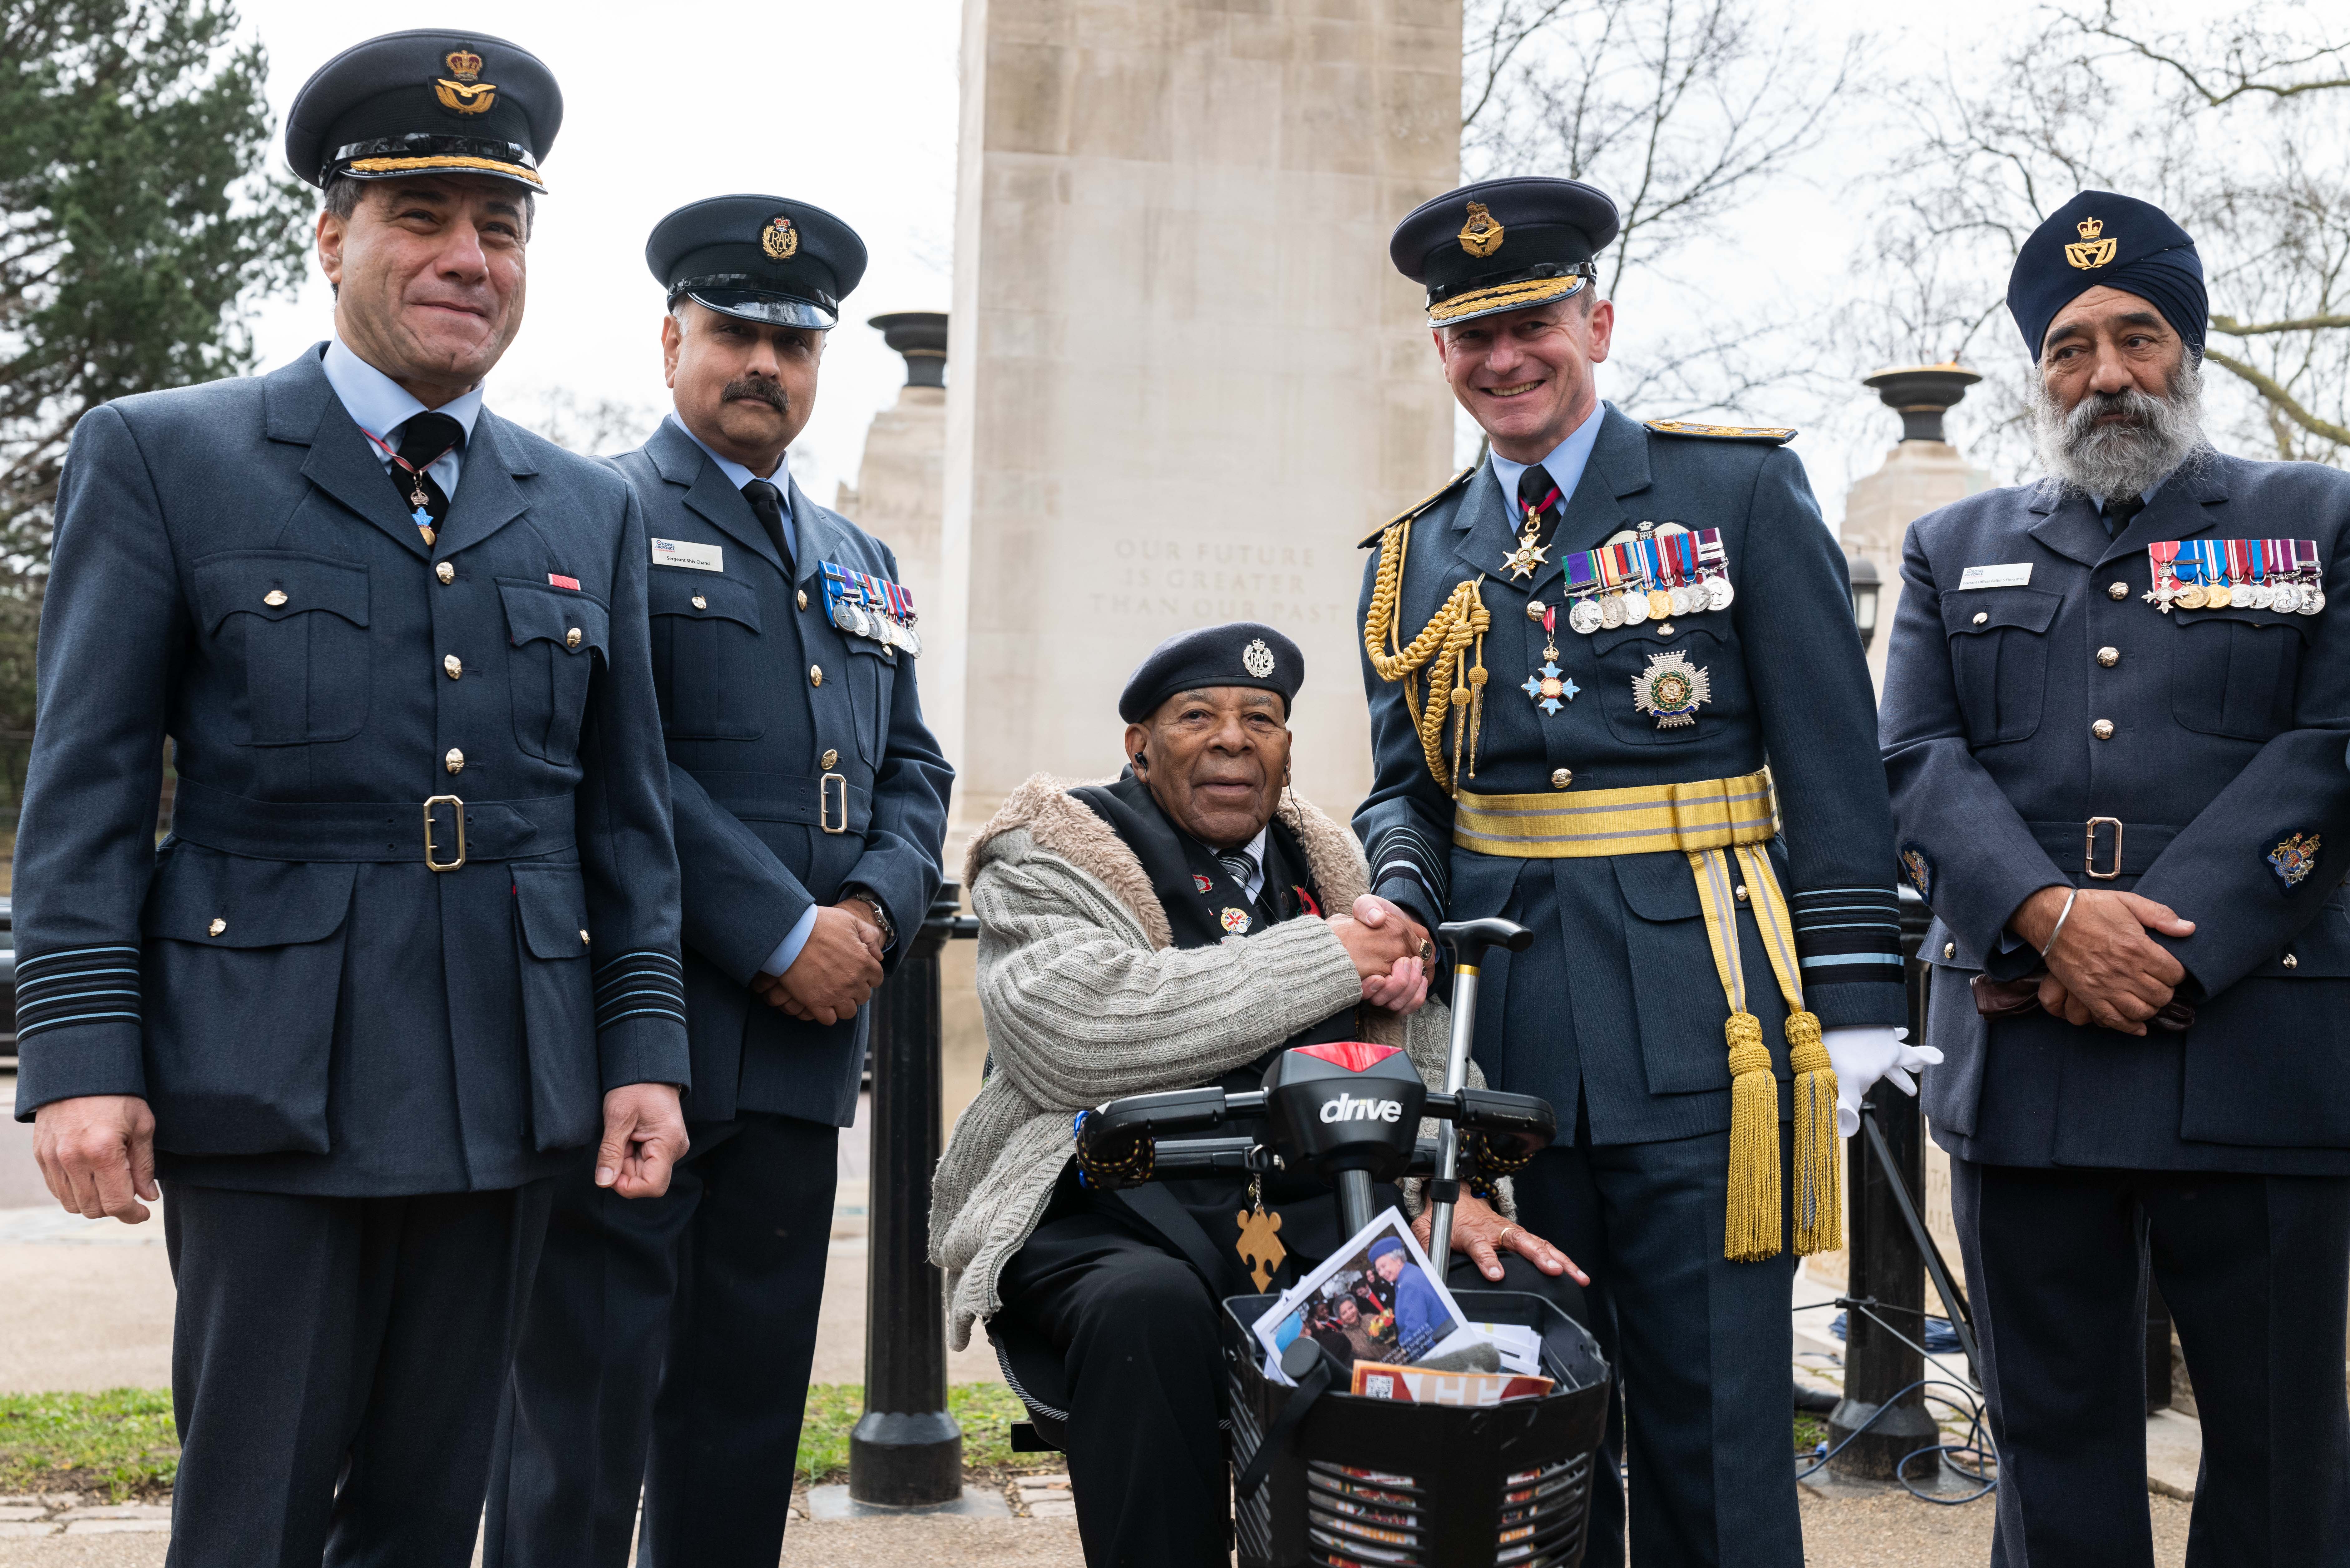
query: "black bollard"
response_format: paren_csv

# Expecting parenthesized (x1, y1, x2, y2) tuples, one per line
(1828, 887, 1943, 1480)
(848, 882, 980, 1506)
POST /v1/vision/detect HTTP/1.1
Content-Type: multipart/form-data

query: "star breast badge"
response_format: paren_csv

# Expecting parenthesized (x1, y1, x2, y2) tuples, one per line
(1631, 650, 1711, 728)
(1521, 661, 1578, 714)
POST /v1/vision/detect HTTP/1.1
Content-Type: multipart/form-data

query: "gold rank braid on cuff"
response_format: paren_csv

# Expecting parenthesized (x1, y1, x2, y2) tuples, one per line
(1363, 519, 1490, 793)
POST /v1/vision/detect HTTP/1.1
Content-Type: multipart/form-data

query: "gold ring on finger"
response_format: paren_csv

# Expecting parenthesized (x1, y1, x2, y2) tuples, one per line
(1498, 1225, 1518, 1248)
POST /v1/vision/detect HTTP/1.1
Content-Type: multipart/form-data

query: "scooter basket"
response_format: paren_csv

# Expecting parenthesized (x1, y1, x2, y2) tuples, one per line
(1223, 1289, 1611, 1568)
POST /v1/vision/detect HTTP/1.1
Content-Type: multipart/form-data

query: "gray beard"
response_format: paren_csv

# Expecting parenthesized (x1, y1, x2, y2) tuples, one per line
(2027, 357, 2210, 502)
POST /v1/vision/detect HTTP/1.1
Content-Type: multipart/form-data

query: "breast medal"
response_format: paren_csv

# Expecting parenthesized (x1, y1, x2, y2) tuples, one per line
(1520, 605, 1578, 714)
(1631, 650, 1711, 728)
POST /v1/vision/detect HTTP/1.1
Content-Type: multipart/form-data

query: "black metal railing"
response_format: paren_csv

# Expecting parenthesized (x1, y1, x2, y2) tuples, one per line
(847, 881, 980, 1507)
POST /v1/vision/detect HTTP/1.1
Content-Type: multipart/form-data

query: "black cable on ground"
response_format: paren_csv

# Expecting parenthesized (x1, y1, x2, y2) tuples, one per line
(1793, 1299, 1999, 1505)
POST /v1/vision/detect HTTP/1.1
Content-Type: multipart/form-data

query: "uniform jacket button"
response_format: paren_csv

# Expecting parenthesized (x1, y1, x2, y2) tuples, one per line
(1657, 623, 1675, 637)
(435, 561, 456, 584)
(692, 595, 708, 610)
(1972, 611, 1988, 626)
(263, 589, 287, 607)
(565, 628, 582, 649)
(1550, 767, 1573, 789)
(811, 664, 823, 687)
(1526, 600, 1546, 622)
(2284, 953, 2299, 969)
(443, 654, 463, 679)
(2097, 646, 2120, 667)
(821, 748, 839, 770)
(445, 748, 464, 775)
(798, 589, 809, 611)
(1733, 884, 1749, 903)
(208, 917, 226, 937)
(1944, 941, 1956, 959)
(2108, 581, 2130, 600)
(580, 930, 592, 949)
(2092, 719, 2115, 740)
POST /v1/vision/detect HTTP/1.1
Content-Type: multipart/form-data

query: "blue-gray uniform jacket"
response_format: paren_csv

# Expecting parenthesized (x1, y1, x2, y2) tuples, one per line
(9, 346, 690, 1195)
(607, 420, 951, 1128)
(1355, 405, 1906, 1144)
(1881, 452, 2350, 1173)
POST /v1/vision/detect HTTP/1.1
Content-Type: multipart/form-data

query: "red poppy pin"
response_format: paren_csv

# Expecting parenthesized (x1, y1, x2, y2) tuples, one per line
(1293, 885, 1321, 917)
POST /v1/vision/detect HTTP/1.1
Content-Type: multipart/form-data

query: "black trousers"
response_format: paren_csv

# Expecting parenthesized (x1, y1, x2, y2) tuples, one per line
(997, 1201, 1585, 1568)
(161, 1178, 553, 1568)
(1952, 1159, 2350, 1568)
(485, 1111, 837, 1568)
(1511, 1122, 1812, 1568)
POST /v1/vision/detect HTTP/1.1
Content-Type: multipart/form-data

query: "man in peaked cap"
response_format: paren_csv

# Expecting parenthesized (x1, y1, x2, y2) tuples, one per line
(485, 195, 951, 1568)
(15, 28, 690, 1568)
(1358, 176, 1927, 1566)
(1883, 190, 2350, 1561)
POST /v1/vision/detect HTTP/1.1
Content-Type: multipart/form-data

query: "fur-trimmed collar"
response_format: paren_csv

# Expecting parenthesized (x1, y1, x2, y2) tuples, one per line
(965, 774, 1371, 952)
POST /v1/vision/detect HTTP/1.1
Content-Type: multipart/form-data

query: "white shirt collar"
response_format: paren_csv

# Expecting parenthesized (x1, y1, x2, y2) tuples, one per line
(1486, 400, 1607, 521)
(321, 337, 484, 451)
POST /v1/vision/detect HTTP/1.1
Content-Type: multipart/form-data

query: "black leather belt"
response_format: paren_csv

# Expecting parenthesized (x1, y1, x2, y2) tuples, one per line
(171, 778, 577, 870)
(692, 768, 873, 836)
(2027, 818, 2180, 881)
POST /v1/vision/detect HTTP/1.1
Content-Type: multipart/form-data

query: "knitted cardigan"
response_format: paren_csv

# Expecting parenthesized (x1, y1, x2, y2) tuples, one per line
(928, 772, 1499, 1352)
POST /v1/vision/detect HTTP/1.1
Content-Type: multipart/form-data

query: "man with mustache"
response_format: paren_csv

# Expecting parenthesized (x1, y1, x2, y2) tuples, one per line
(1356, 177, 1920, 1567)
(12, 31, 690, 1565)
(1881, 190, 2350, 1562)
(487, 195, 951, 1568)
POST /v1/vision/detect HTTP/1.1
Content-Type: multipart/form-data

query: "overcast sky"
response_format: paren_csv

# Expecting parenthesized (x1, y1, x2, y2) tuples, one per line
(238, 0, 2213, 528)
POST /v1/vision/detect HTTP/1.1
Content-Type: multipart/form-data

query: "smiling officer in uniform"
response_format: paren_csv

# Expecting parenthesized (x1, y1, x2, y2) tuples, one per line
(488, 195, 952, 1568)
(1355, 177, 1928, 1566)
(12, 30, 689, 1566)
(1882, 190, 2350, 1564)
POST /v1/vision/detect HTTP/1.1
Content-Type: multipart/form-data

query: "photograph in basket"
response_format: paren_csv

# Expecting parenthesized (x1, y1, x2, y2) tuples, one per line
(1252, 1206, 1470, 1373)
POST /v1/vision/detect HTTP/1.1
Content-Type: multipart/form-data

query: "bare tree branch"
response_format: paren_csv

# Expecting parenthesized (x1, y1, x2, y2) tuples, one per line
(2203, 349, 2350, 445)
(2209, 311, 2350, 336)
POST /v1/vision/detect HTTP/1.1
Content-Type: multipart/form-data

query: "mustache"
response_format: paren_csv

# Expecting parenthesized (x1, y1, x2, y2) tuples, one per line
(721, 377, 789, 414)
(2027, 355, 2207, 501)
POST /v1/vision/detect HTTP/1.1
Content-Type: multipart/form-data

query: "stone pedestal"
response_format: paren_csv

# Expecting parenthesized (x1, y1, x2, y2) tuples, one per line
(1841, 365, 1992, 695)
(936, 0, 1464, 831)
(836, 313, 951, 641)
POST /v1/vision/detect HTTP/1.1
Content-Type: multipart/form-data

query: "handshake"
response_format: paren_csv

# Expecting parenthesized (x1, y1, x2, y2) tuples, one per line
(1328, 894, 1435, 1016)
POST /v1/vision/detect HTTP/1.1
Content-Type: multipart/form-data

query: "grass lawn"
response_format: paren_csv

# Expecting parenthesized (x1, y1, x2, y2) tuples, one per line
(0, 1384, 1061, 1502)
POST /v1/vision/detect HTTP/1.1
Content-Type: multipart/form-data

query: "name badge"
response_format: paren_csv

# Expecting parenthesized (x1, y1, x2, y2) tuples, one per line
(651, 538, 724, 572)
(1958, 563, 2033, 590)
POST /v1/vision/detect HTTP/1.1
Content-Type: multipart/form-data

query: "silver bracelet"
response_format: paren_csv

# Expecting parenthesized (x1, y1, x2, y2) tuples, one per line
(2039, 887, 2080, 957)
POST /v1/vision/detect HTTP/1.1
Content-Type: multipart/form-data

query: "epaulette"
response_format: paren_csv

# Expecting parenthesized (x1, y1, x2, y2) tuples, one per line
(1358, 466, 1475, 549)
(1644, 419, 1796, 446)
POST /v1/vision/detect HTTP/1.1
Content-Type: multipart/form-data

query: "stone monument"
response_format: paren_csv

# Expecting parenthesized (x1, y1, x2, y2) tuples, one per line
(835, 311, 950, 625)
(1840, 363, 1992, 693)
(933, 0, 1466, 832)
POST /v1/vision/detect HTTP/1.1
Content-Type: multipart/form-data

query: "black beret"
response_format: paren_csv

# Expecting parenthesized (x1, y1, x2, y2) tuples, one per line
(1390, 177, 1620, 327)
(1119, 624, 1303, 724)
(647, 195, 868, 331)
(2008, 190, 2205, 361)
(287, 30, 560, 193)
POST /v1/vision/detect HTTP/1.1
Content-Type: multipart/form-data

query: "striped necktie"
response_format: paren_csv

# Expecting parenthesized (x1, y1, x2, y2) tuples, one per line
(1216, 849, 1258, 899)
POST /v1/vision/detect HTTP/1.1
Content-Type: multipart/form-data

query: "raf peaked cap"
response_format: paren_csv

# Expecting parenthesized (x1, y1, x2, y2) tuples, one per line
(1390, 177, 1621, 328)
(286, 30, 561, 192)
(2009, 190, 2207, 361)
(648, 195, 869, 331)
(1119, 624, 1304, 724)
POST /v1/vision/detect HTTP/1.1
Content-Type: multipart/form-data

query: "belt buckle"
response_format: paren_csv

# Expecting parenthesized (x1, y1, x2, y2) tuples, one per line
(819, 773, 848, 836)
(424, 794, 468, 871)
(2085, 816, 2123, 881)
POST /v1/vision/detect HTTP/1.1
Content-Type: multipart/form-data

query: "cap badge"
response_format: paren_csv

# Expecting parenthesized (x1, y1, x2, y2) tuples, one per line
(1241, 637, 1276, 678)
(761, 216, 799, 260)
(2065, 216, 2116, 271)
(434, 48, 496, 115)
(1457, 201, 1505, 259)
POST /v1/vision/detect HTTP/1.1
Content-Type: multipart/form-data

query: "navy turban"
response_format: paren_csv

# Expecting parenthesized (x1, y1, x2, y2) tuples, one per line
(2007, 190, 2206, 363)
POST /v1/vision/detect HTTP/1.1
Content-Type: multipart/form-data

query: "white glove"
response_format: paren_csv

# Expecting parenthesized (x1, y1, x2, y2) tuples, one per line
(1820, 1025, 1944, 1139)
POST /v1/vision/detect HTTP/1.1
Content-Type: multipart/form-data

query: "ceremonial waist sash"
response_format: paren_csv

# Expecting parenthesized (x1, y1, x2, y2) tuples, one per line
(1451, 770, 1839, 1264)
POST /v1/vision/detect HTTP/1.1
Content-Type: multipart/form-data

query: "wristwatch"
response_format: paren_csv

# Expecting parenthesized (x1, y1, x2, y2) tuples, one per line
(844, 887, 895, 948)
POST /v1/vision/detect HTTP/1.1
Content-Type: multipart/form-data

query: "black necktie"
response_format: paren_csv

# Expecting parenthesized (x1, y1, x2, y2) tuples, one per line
(1516, 462, 1563, 550)
(743, 479, 792, 570)
(2102, 494, 2145, 539)
(391, 412, 464, 528)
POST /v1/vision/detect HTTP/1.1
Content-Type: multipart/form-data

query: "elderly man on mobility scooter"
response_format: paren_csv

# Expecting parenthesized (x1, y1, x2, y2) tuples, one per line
(931, 622, 1590, 1567)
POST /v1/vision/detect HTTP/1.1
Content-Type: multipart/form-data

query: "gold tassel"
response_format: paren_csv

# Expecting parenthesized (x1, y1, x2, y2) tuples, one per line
(1784, 1009, 1843, 1256)
(1723, 1009, 1782, 1263)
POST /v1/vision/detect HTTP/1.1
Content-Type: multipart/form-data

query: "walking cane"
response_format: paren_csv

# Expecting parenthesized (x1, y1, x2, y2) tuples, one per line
(1427, 917, 1534, 1264)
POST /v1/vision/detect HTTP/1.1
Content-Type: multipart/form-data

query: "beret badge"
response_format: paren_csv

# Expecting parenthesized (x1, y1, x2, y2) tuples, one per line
(433, 48, 496, 116)
(1457, 201, 1505, 259)
(2064, 216, 2116, 271)
(1241, 637, 1276, 678)
(761, 215, 799, 260)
